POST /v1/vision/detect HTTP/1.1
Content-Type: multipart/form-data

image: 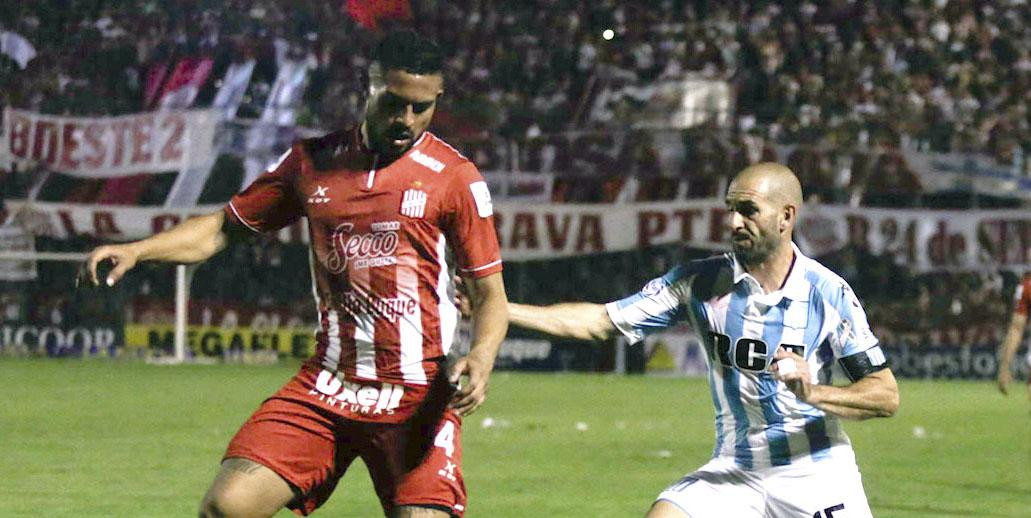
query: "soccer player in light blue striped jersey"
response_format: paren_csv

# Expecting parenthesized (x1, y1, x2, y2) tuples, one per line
(507, 163, 899, 518)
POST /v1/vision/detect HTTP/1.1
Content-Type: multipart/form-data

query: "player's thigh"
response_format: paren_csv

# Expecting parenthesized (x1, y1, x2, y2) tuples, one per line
(389, 505, 453, 517)
(764, 459, 872, 518)
(652, 458, 764, 518)
(200, 458, 296, 518)
(363, 410, 466, 516)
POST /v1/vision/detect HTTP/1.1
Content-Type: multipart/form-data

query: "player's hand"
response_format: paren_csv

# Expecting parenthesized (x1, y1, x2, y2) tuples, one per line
(997, 369, 1012, 395)
(448, 351, 494, 416)
(78, 244, 139, 288)
(772, 347, 812, 402)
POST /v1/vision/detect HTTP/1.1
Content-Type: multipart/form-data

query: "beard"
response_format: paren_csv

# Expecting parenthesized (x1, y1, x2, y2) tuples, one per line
(731, 227, 780, 265)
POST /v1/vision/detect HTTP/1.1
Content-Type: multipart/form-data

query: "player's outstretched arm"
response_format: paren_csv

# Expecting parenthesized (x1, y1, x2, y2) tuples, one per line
(83, 211, 229, 287)
(997, 312, 1028, 395)
(773, 347, 900, 420)
(450, 272, 508, 416)
(508, 302, 616, 342)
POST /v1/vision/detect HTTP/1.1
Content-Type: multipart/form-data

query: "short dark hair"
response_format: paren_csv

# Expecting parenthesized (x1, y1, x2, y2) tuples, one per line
(372, 29, 444, 75)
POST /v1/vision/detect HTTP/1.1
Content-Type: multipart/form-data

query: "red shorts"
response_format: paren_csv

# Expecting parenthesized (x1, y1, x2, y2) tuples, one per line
(224, 369, 466, 516)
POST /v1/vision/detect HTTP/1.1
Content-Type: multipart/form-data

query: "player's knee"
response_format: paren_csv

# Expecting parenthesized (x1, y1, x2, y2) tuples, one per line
(389, 505, 454, 517)
(198, 487, 269, 518)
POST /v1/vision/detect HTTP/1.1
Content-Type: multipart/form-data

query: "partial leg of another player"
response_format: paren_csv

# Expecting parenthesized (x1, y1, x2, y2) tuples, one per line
(199, 457, 296, 518)
(390, 505, 453, 517)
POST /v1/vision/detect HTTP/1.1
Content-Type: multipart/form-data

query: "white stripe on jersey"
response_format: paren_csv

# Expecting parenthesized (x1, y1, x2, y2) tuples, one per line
(397, 253, 427, 384)
(436, 234, 459, 356)
(322, 309, 342, 371)
(353, 267, 377, 380)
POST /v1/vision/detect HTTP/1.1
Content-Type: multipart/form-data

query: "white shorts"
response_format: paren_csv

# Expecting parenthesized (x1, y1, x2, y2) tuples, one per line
(656, 455, 873, 518)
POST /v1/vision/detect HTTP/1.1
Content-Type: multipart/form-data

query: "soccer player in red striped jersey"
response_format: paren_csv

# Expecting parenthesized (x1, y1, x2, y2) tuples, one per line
(997, 272, 1031, 402)
(84, 30, 508, 518)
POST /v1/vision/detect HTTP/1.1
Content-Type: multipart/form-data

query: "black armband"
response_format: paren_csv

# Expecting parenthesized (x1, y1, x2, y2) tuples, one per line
(838, 346, 888, 382)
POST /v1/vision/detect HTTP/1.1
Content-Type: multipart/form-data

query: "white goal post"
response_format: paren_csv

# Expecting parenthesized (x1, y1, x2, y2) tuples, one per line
(0, 250, 193, 363)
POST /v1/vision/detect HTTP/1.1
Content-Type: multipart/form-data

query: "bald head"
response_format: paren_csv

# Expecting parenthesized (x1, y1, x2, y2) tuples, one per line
(724, 163, 803, 264)
(729, 162, 803, 209)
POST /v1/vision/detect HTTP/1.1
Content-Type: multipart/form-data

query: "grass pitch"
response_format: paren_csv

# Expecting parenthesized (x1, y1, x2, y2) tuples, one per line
(1, 359, 1029, 517)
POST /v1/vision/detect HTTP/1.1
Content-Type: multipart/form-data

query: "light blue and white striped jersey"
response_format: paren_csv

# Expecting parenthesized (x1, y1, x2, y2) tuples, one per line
(605, 244, 885, 469)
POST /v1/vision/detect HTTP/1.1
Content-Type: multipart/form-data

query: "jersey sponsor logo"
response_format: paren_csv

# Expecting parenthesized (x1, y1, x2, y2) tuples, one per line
(340, 291, 418, 323)
(400, 189, 428, 218)
(410, 149, 445, 172)
(307, 185, 330, 204)
(469, 181, 493, 217)
(310, 369, 404, 415)
(326, 222, 399, 273)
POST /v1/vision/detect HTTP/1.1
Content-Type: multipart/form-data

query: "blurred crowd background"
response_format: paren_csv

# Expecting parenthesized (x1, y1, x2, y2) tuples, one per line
(1, 0, 1028, 351)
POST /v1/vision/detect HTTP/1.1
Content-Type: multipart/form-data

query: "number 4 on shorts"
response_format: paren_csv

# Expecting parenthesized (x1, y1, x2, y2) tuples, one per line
(434, 420, 456, 458)
(813, 503, 844, 518)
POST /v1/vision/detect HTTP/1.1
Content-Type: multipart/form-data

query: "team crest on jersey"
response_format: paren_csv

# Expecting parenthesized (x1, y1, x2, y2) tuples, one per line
(642, 278, 666, 296)
(400, 189, 428, 218)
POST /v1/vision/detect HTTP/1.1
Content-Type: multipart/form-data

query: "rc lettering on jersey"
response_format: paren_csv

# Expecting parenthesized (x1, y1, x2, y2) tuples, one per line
(310, 369, 404, 415)
(708, 331, 806, 371)
(326, 221, 399, 273)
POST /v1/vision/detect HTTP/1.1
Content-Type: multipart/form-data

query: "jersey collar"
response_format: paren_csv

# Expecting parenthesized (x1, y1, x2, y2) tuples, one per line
(730, 242, 810, 304)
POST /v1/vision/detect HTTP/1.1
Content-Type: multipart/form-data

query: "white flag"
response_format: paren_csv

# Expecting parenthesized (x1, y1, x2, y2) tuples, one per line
(0, 31, 37, 69)
(212, 59, 256, 120)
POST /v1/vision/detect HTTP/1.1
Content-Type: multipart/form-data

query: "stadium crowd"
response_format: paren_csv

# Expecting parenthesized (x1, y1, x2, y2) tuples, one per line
(1, 0, 1028, 352)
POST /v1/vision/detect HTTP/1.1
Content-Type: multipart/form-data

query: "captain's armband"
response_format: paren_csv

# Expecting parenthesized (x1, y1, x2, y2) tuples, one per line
(837, 345, 888, 382)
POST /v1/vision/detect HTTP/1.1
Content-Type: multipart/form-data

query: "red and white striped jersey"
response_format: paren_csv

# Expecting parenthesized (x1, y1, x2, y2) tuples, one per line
(226, 127, 502, 391)
(1015, 273, 1031, 317)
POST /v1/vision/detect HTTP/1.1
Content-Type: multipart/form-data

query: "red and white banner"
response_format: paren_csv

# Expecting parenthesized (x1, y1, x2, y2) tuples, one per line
(2, 199, 1028, 272)
(2, 108, 219, 177)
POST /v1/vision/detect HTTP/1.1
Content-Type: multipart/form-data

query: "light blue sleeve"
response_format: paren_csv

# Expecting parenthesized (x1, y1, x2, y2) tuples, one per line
(826, 283, 880, 358)
(604, 266, 687, 345)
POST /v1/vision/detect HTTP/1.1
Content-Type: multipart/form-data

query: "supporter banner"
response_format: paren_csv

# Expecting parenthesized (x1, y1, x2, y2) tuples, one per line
(3, 199, 1028, 271)
(0, 226, 37, 281)
(904, 149, 1031, 201)
(0, 200, 308, 243)
(2, 108, 219, 177)
(884, 345, 1028, 380)
(483, 171, 554, 202)
(593, 76, 733, 129)
(0, 323, 120, 357)
(124, 323, 314, 359)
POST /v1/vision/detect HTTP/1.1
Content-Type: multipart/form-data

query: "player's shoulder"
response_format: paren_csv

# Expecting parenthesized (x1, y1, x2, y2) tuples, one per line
(662, 254, 735, 299)
(298, 129, 358, 169)
(801, 255, 860, 309)
(415, 132, 475, 174)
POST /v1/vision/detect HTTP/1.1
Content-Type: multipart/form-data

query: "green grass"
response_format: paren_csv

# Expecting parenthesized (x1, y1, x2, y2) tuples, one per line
(1, 360, 1029, 517)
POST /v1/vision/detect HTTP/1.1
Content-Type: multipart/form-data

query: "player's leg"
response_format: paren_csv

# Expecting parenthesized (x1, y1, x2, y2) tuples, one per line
(200, 389, 347, 517)
(360, 374, 465, 517)
(763, 457, 873, 518)
(647, 457, 764, 518)
(199, 458, 296, 517)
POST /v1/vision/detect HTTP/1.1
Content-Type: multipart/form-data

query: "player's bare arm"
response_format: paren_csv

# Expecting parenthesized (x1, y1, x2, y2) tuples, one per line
(83, 211, 228, 287)
(508, 302, 615, 342)
(996, 312, 1027, 395)
(773, 347, 900, 420)
(450, 272, 508, 416)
